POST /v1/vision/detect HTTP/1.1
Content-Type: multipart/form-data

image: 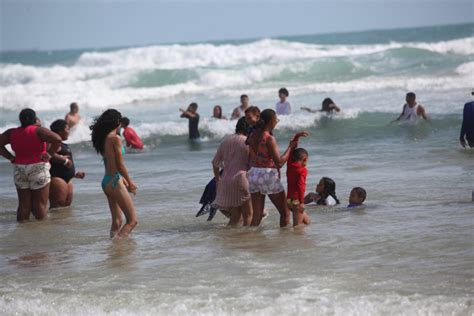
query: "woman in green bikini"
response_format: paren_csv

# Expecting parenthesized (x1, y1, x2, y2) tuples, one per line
(90, 109, 138, 238)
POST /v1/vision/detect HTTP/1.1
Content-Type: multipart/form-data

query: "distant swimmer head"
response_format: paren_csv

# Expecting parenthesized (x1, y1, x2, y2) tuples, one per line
(213, 105, 223, 119)
(245, 106, 261, 126)
(90, 109, 122, 155)
(240, 94, 249, 107)
(188, 102, 198, 114)
(349, 187, 367, 206)
(50, 119, 70, 141)
(293, 147, 308, 166)
(120, 117, 130, 128)
(406, 92, 416, 105)
(19, 108, 37, 128)
(70, 102, 79, 113)
(235, 117, 249, 136)
(278, 87, 289, 101)
(322, 98, 334, 112)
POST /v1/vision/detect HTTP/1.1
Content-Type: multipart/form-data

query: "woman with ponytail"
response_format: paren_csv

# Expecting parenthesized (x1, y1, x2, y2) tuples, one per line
(247, 109, 307, 227)
(304, 177, 340, 206)
(90, 109, 138, 238)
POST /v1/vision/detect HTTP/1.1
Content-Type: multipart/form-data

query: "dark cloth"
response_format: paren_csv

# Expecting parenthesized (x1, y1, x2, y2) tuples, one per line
(188, 114, 200, 140)
(196, 176, 218, 221)
(50, 143, 75, 183)
(460, 101, 474, 144)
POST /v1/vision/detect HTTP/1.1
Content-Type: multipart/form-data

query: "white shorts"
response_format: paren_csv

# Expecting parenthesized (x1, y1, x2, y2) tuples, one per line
(248, 167, 284, 195)
(14, 162, 51, 190)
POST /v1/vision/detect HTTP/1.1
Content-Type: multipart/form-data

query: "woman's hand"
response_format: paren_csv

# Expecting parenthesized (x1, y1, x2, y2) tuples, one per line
(40, 152, 51, 162)
(127, 180, 137, 195)
(292, 131, 310, 142)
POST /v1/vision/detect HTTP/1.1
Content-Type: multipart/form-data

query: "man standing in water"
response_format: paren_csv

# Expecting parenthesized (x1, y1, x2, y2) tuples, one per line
(65, 102, 81, 129)
(393, 92, 428, 123)
(231, 94, 249, 120)
(460, 92, 474, 148)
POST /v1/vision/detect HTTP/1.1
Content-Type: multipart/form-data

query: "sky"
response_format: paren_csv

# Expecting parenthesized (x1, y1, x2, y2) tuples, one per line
(0, 0, 472, 51)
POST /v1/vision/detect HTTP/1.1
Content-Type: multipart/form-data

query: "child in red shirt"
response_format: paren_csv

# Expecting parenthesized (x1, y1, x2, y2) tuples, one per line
(286, 132, 311, 226)
(120, 117, 144, 150)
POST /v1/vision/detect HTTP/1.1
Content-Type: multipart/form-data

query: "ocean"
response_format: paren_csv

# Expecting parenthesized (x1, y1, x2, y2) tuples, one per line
(0, 23, 473, 315)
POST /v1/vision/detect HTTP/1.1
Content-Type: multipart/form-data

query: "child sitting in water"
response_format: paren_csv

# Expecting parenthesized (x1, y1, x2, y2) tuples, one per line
(347, 187, 367, 208)
(286, 132, 311, 226)
(304, 177, 340, 206)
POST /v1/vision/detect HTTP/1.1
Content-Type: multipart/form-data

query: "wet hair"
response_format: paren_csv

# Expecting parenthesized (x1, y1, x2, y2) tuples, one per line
(322, 98, 334, 111)
(293, 148, 308, 162)
(352, 187, 367, 202)
(240, 94, 248, 101)
(406, 92, 416, 99)
(245, 105, 261, 115)
(318, 177, 340, 205)
(70, 102, 78, 110)
(19, 108, 37, 128)
(90, 109, 122, 155)
(235, 117, 249, 135)
(213, 105, 223, 119)
(50, 119, 68, 134)
(279, 88, 289, 97)
(189, 102, 198, 110)
(120, 117, 130, 127)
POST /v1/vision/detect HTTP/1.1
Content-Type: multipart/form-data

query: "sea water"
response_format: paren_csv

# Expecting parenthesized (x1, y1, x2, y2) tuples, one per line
(0, 24, 473, 315)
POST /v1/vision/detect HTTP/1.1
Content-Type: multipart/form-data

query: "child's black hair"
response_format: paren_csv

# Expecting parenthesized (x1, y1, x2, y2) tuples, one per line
(352, 187, 367, 203)
(278, 87, 289, 97)
(318, 177, 340, 205)
(120, 117, 130, 127)
(293, 148, 308, 162)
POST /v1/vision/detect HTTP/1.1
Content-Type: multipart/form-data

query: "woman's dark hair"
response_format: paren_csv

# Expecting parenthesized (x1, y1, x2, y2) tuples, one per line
(19, 108, 37, 128)
(235, 117, 249, 135)
(213, 106, 223, 119)
(319, 177, 340, 205)
(50, 119, 68, 134)
(255, 109, 276, 129)
(322, 98, 334, 112)
(90, 109, 122, 154)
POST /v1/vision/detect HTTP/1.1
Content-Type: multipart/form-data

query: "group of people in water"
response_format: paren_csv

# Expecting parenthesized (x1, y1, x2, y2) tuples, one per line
(0, 89, 472, 236)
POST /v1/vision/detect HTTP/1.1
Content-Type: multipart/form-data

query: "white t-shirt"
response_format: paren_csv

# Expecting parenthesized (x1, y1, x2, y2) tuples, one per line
(275, 101, 292, 115)
(325, 195, 337, 206)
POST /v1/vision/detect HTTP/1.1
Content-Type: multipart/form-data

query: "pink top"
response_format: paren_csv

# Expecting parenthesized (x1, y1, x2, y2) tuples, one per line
(212, 134, 250, 208)
(249, 131, 276, 168)
(10, 125, 46, 164)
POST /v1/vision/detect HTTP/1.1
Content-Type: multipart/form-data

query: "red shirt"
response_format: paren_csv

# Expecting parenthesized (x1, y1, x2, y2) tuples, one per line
(10, 125, 46, 164)
(286, 153, 307, 203)
(123, 127, 144, 150)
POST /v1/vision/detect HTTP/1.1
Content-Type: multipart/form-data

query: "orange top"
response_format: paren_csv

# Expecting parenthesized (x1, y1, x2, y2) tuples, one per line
(249, 131, 276, 168)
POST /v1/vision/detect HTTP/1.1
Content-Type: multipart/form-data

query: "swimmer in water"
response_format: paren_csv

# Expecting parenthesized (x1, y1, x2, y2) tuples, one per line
(392, 92, 428, 124)
(65, 102, 81, 129)
(180, 103, 201, 141)
(347, 187, 366, 208)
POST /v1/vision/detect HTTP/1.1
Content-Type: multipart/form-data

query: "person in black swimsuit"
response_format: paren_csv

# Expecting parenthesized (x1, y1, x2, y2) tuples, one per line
(49, 119, 85, 208)
(179, 102, 201, 141)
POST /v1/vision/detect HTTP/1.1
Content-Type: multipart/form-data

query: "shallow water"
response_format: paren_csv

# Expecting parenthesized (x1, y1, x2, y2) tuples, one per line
(1, 24, 474, 315)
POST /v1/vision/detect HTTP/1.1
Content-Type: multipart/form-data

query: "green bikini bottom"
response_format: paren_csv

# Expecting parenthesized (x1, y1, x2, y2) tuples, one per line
(101, 172, 122, 190)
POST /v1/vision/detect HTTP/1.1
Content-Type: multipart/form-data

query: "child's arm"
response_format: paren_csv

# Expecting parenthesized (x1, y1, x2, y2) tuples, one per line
(300, 107, 317, 113)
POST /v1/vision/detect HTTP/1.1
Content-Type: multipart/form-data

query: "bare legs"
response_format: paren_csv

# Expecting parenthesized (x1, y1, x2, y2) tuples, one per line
(16, 185, 49, 222)
(251, 191, 290, 227)
(104, 179, 138, 238)
(290, 204, 311, 226)
(49, 177, 74, 208)
(227, 198, 253, 226)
